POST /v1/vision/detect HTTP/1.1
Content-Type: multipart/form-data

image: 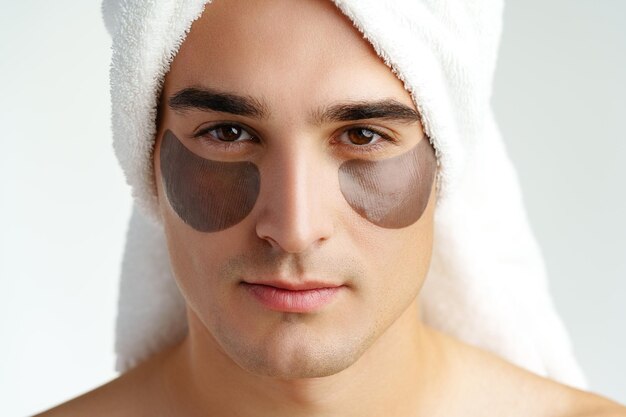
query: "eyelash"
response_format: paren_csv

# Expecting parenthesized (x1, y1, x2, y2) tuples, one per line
(192, 123, 397, 154)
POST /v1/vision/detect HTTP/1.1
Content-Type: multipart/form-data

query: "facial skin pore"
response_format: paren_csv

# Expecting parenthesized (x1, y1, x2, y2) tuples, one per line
(151, 0, 443, 415)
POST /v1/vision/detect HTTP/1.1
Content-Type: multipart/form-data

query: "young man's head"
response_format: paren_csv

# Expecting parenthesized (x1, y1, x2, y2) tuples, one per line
(153, 0, 437, 379)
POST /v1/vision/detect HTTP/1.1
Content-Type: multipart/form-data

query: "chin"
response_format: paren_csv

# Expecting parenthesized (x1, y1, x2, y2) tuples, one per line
(220, 322, 376, 379)
(242, 346, 360, 379)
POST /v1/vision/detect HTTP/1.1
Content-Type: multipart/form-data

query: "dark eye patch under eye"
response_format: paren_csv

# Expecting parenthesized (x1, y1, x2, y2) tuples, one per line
(338, 136, 436, 228)
(160, 129, 261, 232)
(159, 129, 436, 232)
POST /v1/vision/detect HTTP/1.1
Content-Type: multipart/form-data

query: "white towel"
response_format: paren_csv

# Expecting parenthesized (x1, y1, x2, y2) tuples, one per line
(102, 0, 588, 389)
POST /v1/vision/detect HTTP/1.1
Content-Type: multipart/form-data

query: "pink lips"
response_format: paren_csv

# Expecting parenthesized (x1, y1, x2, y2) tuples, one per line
(241, 281, 343, 313)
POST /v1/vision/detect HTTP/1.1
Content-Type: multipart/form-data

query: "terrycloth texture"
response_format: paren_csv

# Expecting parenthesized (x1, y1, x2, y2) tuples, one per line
(102, 0, 588, 388)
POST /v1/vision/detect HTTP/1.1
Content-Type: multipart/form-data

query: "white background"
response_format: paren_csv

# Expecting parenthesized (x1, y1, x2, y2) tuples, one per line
(0, 1, 624, 415)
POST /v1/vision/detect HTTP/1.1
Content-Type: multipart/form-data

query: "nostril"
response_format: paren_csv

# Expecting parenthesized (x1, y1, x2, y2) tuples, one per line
(261, 235, 281, 249)
(256, 216, 333, 254)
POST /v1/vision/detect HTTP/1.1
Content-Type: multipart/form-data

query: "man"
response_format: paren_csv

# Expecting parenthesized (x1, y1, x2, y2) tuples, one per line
(36, 0, 626, 415)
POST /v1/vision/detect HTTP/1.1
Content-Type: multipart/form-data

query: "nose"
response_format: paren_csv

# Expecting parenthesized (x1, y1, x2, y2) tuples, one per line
(255, 144, 335, 253)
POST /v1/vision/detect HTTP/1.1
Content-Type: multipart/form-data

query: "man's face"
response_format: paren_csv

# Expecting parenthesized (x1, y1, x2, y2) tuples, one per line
(153, 0, 437, 378)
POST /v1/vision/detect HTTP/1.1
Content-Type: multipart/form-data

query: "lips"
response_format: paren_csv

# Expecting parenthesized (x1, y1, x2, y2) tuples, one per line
(241, 280, 344, 313)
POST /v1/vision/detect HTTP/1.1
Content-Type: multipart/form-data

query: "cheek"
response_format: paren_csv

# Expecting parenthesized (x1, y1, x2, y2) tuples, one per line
(368, 222, 434, 282)
(338, 138, 436, 229)
(353, 175, 437, 300)
(159, 129, 261, 232)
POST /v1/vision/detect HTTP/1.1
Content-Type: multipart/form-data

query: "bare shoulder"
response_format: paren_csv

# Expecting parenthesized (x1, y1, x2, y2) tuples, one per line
(561, 389, 626, 417)
(31, 369, 146, 417)
(31, 347, 175, 417)
(489, 356, 626, 417)
(432, 328, 626, 417)
(514, 365, 626, 417)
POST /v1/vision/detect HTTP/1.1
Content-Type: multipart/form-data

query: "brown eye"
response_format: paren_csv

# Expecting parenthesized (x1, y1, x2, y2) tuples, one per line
(202, 124, 254, 142)
(216, 125, 244, 142)
(346, 128, 381, 145)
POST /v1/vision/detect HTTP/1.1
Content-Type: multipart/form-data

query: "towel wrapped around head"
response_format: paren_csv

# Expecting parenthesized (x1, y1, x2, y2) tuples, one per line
(102, 0, 588, 389)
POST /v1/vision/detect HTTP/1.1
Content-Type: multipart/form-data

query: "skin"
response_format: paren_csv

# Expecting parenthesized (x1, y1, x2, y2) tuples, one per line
(35, 0, 626, 416)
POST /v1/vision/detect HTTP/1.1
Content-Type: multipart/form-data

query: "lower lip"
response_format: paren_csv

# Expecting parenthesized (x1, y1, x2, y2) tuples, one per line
(241, 283, 343, 313)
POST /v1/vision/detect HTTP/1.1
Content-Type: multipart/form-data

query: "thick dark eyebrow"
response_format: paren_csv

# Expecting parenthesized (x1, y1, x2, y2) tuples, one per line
(168, 87, 268, 118)
(314, 100, 421, 125)
(168, 87, 420, 125)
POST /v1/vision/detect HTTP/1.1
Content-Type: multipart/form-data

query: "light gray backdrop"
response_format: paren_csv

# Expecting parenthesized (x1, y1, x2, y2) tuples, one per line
(493, 0, 625, 404)
(0, 1, 623, 415)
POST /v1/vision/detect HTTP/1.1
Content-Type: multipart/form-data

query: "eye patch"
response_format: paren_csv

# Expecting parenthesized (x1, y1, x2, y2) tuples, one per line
(159, 129, 436, 232)
(338, 137, 436, 228)
(159, 129, 261, 232)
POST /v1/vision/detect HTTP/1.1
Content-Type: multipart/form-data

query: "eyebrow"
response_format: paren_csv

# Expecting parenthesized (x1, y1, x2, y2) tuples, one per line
(168, 87, 268, 118)
(168, 86, 420, 124)
(313, 100, 420, 124)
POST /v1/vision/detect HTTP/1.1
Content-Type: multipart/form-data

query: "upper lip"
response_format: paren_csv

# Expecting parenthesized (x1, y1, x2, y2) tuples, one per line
(242, 279, 343, 291)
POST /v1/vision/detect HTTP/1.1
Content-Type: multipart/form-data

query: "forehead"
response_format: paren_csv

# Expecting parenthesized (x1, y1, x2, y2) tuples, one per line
(164, 0, 415, 112)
